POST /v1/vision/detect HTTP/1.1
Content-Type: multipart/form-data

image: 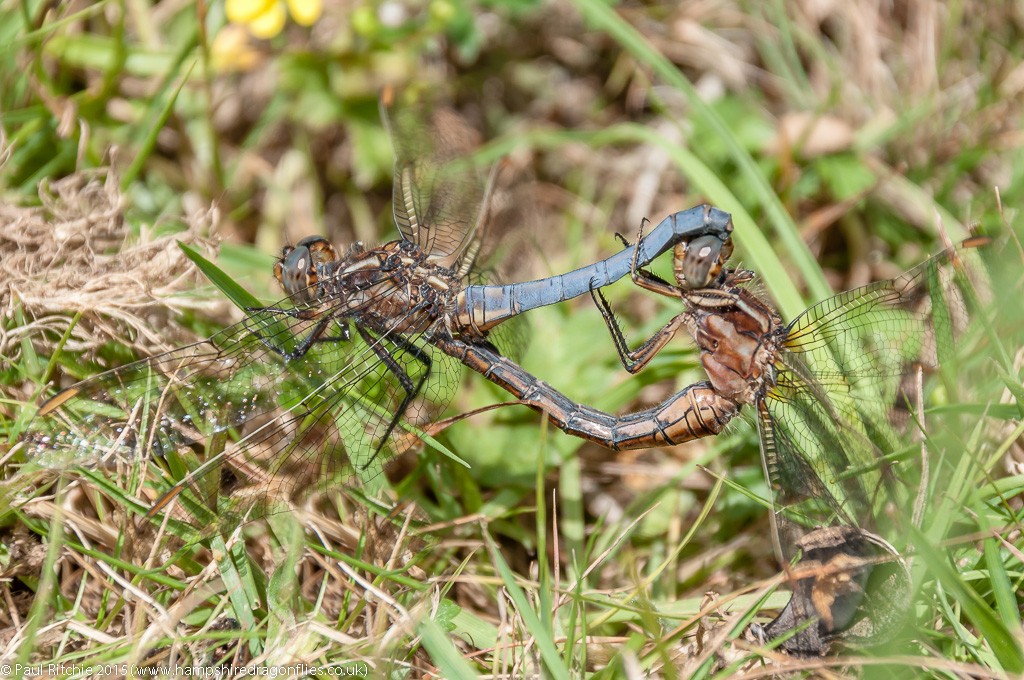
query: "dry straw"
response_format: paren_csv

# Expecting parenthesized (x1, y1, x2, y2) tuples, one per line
(0, 168, 221, 361)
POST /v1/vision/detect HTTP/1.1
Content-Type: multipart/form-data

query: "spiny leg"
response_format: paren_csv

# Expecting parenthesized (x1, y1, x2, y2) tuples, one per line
(590, 285, 686, 374)
(625, 219, 687, 299)
(590, 220, 688, 373)
(355, 325, 433, 469)
(613, 224, 675, 292)
(248, 308, 352, 361)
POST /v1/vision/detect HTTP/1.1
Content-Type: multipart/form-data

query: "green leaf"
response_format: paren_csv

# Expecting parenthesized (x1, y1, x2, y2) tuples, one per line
(434, 598, 462, 634)
(419, 616, 480, 679)
(910, 526, 1024, 673)
(814, 154, 877, 200)
(179, 241, 263, 311)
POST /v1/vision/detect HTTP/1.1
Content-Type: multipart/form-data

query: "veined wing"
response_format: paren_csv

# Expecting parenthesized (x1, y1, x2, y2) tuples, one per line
(783, 238, 987, 384)
(23, 279, 459, 534)
(758, 359, 921, 654)
(759, 364, 909, 566)
(384, 89, 494, 272)
(759, 239, 987, 561)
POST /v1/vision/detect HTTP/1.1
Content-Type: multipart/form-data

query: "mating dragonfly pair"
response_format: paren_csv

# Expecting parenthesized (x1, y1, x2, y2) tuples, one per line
(21, 94, 985, 656)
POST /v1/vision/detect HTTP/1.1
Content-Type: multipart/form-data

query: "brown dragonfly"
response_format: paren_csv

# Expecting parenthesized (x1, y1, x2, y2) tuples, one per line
(21, 90, 732, 539)
(441, 224, 988, 654)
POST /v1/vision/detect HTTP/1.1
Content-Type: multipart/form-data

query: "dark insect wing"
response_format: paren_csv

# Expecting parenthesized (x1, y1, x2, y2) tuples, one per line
(759, 240, 986, 562)
(23, 94, 503, 539)
(384, 91, 493, 271)
(758, 356, 922, 653)
(25, 281, 460, 534)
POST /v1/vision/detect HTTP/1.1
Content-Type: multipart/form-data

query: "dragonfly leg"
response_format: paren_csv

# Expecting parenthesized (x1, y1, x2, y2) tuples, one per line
(631, 270, 684, 299)
(355, 326, 432, 465)
(605, 220, 685, 299)
(249, 312, 352, 361)
(590, 285, 686, 374)
(590, 220, 688, 373)
(613, 228, 675, 291)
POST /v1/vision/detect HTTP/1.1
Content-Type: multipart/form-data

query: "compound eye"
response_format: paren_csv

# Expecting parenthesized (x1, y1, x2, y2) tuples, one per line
(296, 235, 327, 248)
(678, 234, 732, 289)
(275, 236, 340, 299)
(277, 243, 315, 299)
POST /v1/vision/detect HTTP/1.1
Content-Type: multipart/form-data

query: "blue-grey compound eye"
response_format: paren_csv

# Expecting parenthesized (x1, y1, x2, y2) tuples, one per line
(274, 236, 338, 301)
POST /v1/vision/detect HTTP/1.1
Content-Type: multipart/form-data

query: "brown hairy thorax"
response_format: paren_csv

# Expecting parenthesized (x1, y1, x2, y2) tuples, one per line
(684, 275, 784, 407)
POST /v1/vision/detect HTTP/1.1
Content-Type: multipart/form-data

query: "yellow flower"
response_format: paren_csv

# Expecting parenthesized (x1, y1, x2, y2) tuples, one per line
(286, 0, 322, 26)
(226, 0, 322, 39)
(211, 24, 262, 72)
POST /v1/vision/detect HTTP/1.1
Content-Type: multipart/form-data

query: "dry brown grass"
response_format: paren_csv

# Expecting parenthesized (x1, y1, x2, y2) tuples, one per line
(0, 168, 220, 360)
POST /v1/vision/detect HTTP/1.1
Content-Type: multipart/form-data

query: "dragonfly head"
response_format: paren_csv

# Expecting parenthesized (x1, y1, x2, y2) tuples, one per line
(673, 233, 734, 290)
(274, 236, 339, 302)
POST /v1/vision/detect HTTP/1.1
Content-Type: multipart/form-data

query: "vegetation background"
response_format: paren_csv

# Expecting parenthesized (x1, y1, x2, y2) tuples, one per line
(0, 0, 1022, 677)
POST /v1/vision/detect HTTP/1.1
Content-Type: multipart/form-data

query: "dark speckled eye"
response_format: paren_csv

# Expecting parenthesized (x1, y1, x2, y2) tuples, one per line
(275, 236, 338, 300)
(675, 233, 733, 289)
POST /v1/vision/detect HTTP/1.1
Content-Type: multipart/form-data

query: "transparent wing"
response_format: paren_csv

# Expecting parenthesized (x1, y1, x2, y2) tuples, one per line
(759, 239, 986, 562)
(384, 90, 493, 271)
(759, 372, 908, 565)
(23, 279, 460, 536)
(783, 240, 985, 382)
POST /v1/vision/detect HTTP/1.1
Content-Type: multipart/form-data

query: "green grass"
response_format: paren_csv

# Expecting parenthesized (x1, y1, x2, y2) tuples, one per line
(2, 0, 1023, 677)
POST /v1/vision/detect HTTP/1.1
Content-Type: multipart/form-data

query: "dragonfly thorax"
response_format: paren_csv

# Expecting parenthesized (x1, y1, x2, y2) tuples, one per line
(314, 241, 462, 334)
(688, 284, 783, 406)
